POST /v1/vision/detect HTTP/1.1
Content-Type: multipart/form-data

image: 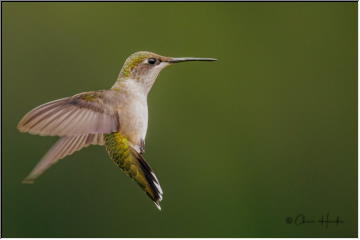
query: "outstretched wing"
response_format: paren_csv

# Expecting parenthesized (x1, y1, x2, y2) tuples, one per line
(17, 90, 120, 137)
(23, 133, 105, 183)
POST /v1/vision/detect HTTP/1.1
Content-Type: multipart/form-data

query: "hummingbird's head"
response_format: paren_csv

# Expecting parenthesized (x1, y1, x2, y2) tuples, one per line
(119, 51, 169, 80)
(117, 51, 216, 93)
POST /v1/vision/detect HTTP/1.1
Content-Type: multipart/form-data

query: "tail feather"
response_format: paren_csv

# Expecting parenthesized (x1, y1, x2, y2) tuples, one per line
(131, 148, 163, 203)
(104, 133, 163, 210)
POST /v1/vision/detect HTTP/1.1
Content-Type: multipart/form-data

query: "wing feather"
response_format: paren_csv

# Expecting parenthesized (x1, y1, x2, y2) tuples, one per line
(21, 99, 66, 126)
(23, 133, 104, 183)
(17, 90, 120, 136)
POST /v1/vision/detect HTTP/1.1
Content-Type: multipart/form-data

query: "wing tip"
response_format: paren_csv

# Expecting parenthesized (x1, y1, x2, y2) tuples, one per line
(22, 178, 35, 184)
(17, 121, 26, 132)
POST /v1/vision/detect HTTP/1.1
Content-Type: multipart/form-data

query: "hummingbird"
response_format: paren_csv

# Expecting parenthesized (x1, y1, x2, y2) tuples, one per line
(17, 51, 217, 210)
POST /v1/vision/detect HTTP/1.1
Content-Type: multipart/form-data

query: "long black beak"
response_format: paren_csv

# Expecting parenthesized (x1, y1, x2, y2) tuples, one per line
(166, 57, 217, 63)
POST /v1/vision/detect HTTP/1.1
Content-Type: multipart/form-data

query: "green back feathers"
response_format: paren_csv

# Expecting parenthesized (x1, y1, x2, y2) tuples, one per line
(78, 92, 100, 102)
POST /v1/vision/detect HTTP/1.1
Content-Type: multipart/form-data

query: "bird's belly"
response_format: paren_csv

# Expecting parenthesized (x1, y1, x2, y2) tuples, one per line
(119, 100, 148, 145)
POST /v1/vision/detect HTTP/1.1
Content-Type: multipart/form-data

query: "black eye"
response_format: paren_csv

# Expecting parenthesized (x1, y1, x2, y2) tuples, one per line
(147, 58, 157, 65)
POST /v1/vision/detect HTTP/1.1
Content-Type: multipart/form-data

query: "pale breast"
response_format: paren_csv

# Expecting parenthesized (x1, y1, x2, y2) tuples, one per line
(110, 79, 150, 147)
(118, 96, 148, 145)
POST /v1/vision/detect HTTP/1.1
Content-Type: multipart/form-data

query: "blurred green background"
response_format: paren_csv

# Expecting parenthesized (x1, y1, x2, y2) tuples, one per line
(2, 2, 357, 237)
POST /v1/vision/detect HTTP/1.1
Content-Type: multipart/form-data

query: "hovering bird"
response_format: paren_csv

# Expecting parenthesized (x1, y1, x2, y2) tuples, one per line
(17, 51, 216, 210)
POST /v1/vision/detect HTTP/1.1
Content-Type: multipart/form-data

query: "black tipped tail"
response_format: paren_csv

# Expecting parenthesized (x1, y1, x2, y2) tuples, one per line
(154, 201, 161, 210)
(104, 133, 163, 210)
(131, 148, 163, 209)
